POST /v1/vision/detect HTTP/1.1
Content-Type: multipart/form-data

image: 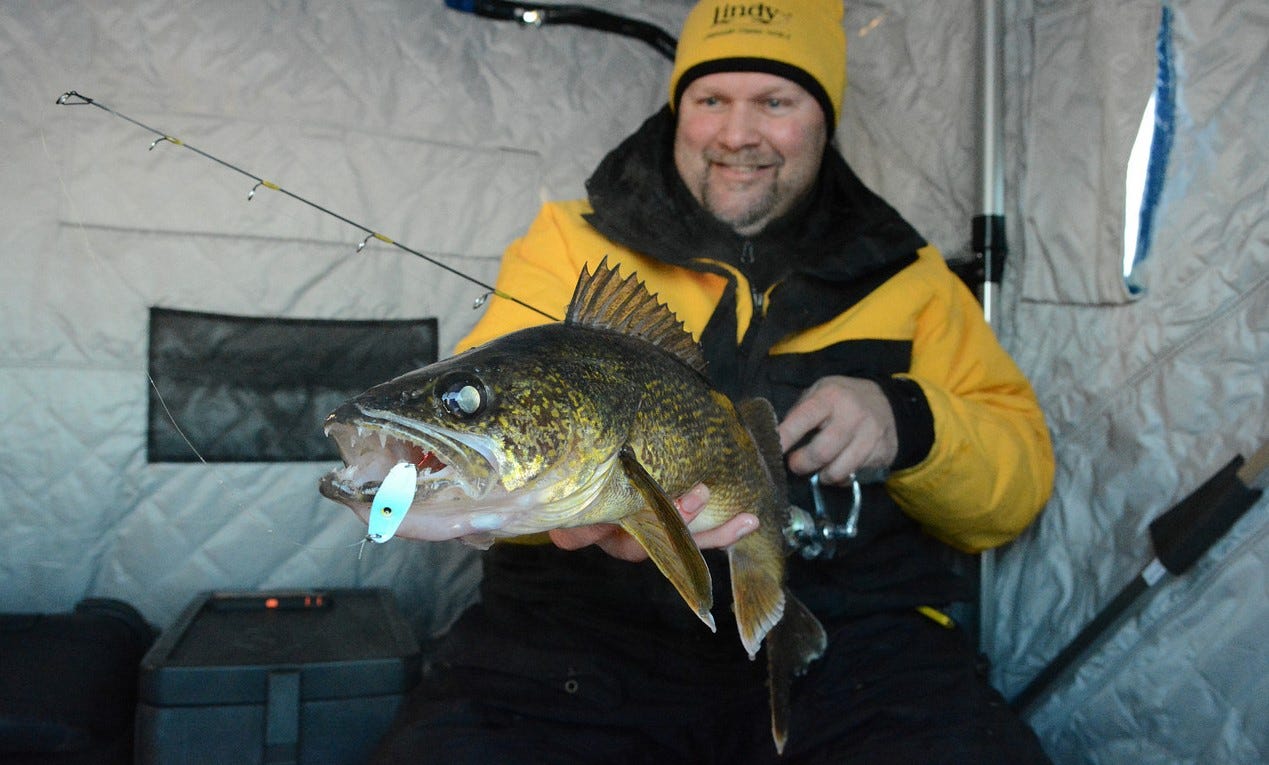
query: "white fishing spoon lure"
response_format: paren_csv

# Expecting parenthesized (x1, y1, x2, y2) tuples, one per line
(365, 462, 418, 546)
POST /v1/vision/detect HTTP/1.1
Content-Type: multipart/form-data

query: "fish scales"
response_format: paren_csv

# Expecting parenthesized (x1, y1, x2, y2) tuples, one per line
(319, 259, 826, 753)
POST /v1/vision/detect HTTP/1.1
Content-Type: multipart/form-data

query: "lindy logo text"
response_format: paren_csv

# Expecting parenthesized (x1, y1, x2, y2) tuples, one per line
(713, 3, 787, 25)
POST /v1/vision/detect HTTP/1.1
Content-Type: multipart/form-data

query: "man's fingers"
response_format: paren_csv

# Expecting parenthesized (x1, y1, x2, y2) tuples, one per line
(549, 524, 619, 552)
(777, 389, 832, 453)
(785, 425, 845, 475)
(691, 512, 759, 548)
(779, 376, 898, 479)
(675, 483, 711, 519)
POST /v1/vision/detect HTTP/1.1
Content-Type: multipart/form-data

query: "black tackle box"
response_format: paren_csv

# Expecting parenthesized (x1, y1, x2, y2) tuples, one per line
(135, 588, 420, 765)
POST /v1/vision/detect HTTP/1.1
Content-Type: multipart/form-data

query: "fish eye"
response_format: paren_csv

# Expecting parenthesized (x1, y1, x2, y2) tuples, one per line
(437, 373, 488, 418)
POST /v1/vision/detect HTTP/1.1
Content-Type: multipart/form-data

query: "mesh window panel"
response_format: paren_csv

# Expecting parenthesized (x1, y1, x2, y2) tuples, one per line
(147, 308, 437, 462)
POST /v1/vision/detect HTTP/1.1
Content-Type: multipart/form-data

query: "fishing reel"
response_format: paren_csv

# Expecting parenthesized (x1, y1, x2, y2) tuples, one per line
(784, 469, 888, 560)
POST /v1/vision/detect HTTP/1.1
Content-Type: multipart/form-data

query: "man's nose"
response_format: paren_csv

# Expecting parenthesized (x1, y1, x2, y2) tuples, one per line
(716, 105, 761, 150)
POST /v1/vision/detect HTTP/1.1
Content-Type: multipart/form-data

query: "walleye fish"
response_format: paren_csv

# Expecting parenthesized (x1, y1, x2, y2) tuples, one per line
(318, 258, 826, 752)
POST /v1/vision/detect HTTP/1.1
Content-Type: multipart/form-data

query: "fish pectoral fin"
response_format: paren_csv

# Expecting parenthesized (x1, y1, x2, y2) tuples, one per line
(727, 531, 788, 659)
(617, 445, 715, 632)
(765, 592, 828, 755)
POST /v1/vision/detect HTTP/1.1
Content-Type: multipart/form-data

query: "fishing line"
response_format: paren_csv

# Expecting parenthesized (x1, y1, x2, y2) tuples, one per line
(145, 375, 368, 552)
(41, 105, 374, 556)
(48, 87, 569, 557)
(55, 90, 560, 323)
(143, 376, 362, 553)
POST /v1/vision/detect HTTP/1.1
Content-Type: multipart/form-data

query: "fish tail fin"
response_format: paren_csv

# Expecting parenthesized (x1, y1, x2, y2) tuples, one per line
(766, 591, 828, 754)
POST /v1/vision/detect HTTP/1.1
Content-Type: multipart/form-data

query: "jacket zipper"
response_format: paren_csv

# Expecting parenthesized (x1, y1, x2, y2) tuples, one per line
(740, 241, 765, 318)
(736, 241, 767, 393)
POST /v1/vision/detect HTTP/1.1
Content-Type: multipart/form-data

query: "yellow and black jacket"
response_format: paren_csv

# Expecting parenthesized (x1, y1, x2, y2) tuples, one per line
(459, 107, 1053, 621)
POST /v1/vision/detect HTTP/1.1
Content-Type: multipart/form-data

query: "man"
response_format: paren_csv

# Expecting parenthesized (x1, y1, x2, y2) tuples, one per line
(373, 1, 1054, 762)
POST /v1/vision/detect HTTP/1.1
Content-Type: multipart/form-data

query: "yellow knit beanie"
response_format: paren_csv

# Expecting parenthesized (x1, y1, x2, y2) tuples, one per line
(669, 0, 847, 128)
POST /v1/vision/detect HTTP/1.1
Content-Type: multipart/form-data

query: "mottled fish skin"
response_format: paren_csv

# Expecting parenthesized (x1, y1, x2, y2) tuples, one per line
(318, 259, 826, 752)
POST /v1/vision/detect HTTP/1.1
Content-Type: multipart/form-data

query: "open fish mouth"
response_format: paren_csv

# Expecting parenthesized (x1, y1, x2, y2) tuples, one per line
(318, 413, 493, 511)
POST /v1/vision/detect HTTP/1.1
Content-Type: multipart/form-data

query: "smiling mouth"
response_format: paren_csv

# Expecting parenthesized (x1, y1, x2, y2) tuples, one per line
(707, 148, 780, 171)
(713, 160, 774, 175)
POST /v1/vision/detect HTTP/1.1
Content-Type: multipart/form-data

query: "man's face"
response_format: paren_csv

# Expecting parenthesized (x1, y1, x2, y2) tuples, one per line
(674, 71, 829, 237)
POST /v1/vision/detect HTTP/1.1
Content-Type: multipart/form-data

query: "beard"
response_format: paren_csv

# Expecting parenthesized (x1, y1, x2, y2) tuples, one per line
(700, 177, 780, 233)
(696, 149, 785, 235)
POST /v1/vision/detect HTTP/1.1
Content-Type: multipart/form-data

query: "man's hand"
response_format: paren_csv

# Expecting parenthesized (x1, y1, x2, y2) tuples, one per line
(547, 484, 760, 561)
(778, 376, 898, 485)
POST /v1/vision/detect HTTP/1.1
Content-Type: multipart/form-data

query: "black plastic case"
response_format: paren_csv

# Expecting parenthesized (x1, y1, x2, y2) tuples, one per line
(135, 588, 420, 765)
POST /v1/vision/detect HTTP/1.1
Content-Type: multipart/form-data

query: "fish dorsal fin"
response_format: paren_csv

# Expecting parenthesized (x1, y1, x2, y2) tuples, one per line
(566, 257, 707, 375)
(736, 398, 789, 501)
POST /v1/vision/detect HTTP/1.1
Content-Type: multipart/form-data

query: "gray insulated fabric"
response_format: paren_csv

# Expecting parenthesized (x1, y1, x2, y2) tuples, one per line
(0, 2, 1265, 762)
(988, 1, 1268, 763)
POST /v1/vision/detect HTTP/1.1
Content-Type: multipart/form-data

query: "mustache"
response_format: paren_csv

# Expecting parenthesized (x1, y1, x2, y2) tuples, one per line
(704, 149, 783, 168)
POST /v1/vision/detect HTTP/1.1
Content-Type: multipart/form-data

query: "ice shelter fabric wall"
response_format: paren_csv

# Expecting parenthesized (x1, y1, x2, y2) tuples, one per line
(0, 1, 987, 638)
(992, 1, 1268, 763)
(1, 1, 1265, 763)
(0, 0, 675, 636)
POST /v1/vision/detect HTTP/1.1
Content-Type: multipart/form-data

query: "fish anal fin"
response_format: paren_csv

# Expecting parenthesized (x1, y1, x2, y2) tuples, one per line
(617, 445, 715, 631)
(727, 531, 787, 659)
(766, 593, 828, 754)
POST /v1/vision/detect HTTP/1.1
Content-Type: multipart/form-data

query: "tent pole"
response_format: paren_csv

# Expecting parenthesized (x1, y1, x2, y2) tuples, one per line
(974, 0, 1008, 658)
(976, 0, 1007, 327)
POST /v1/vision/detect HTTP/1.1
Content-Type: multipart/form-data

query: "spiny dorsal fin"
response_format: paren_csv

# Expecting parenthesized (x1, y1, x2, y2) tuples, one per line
(566, 257, 707, 375)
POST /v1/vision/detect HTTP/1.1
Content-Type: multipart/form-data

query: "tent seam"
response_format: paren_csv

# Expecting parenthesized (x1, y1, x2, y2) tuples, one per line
(1064, 270, 1267, 448)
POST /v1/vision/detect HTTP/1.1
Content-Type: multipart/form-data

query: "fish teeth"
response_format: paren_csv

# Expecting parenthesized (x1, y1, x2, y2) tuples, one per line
(378, 431, 388, 449)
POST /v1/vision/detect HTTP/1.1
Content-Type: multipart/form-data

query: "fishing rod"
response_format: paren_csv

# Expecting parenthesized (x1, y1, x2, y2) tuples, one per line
(54, 90, 560, 323)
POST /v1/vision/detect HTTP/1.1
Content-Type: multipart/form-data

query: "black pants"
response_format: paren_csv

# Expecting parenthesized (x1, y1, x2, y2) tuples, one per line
(370, 604, 1050, 764)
